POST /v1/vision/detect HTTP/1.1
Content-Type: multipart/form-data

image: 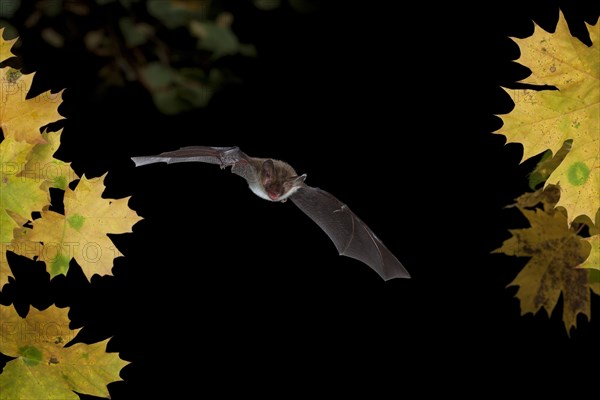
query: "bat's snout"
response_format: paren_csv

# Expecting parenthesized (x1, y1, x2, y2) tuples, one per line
(267, 191, 280, 201)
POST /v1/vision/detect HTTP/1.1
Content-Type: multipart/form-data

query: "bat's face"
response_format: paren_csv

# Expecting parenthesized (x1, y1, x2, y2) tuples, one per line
(265, 181, 284, 201)
(255, 159, 306, 203)
(263, 176, 305, 202)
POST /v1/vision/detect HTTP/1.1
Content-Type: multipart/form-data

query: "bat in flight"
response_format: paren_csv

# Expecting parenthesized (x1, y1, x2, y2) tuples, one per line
(131, 146, 410, 281)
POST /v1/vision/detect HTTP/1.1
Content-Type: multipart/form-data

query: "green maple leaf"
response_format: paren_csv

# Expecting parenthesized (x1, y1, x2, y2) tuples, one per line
(0, 251, 9, 291)
(0, 138, 50, 287)
(0, 305, 127, 399)
(0, 138, 48, 243)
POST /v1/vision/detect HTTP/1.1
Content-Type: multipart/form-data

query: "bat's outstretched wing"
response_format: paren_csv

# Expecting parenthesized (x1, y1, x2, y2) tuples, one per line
(131, 146, 245, 166)
(290, 185, 409, 281)
(131, 146, 257, 182)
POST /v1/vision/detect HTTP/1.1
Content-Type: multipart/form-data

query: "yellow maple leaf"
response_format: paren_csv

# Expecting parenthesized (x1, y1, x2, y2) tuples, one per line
(494, 205, 594, 333)
(0, 305, 127, 399)
(0, 68, 65, 144)
(0, 28, 17, 64)
(18, 129, 79, 191)
(578, 235, 599, 270)
(495, 12, 599, 225)
(15, 173, 142, 280)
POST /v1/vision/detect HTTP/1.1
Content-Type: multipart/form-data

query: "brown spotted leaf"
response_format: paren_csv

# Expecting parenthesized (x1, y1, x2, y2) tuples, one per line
(494, 205, 594, 333)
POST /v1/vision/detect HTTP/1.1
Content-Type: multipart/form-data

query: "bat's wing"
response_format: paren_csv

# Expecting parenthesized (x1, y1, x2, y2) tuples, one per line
(290, 185, 409, 281)
(131, 146, 257, 182)
(131, 146, 248, 166)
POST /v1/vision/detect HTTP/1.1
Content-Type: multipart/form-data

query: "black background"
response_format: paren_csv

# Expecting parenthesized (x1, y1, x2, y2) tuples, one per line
(1, 0, 599, 397)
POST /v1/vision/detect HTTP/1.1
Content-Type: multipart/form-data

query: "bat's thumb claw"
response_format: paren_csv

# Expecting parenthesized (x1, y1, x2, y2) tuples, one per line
(294, 174, 307, 185)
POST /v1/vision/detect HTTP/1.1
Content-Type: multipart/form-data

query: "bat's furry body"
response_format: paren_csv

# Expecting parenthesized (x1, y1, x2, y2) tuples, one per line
(132, 146, 409, 281)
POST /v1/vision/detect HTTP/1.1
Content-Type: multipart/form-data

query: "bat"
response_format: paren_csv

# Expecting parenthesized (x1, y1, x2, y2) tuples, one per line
(131, 146, 410, 281)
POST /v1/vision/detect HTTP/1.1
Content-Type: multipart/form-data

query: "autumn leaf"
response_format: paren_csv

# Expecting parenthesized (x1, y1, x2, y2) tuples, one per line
(494, 189, 596, 333)
(190, 19, 241, 59)
(578, 235, 599, 270)
(0, 28, 17, 63)
(0, 305, 127, 400)
(0, 32, 141, 286)
(0, 69, 65, 144)
(495, 12, 599, 225)
(591, 269, 600, 295)
(0, 251, 10, 290)
(15, 173, 142, 280)
(577, 209, 600, 271)
(508, 183, 560, 211)
(527, 141, 571, 190)
(19, 129, 79, 191)
(0, 138, 49, 244)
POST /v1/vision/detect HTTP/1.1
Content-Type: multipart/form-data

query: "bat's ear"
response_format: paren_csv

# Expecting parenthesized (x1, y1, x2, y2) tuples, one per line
(261, 159, 275, 179)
